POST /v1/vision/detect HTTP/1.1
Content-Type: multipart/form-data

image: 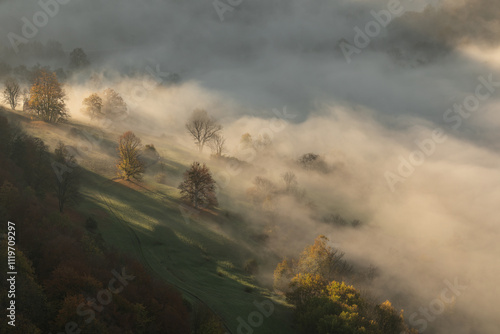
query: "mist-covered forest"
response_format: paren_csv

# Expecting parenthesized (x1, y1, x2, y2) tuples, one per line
(1, 0, 499, 333)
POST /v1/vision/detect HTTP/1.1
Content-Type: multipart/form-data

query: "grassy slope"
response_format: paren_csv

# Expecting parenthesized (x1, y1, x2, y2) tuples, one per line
(1, 107, 297, 334)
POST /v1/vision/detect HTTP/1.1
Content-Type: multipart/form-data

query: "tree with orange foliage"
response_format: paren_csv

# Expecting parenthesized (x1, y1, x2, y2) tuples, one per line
(117, 131, 145, 181)
(28, 69, 68, 123)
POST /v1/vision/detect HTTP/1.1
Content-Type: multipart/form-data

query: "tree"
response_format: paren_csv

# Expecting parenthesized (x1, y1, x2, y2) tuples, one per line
(2, 77, 20, 110)
(297, 235, 352, 282)
(240, 133, 253, 148)
(208, 133, 226, 157)
(281, 171, 297, 192)
(298, 153, 329, 172)
(21, 87, 30, 111)
(279, 236, 418, 334)
(247, 176, 277, 208)
(81, 93, 103, 119)
(81, 89, 127, 120)
(101, 88, 127, 120)
(10, 134, 52, 197)
(69, 48, 90, 70)
(117, 131, 145, 180)
(274, 258, 295, 292)
(178, 162, 218, 209)
(52, 143, 81, 213)
(28, 69, 68, 123)
(186, 109, 222, 152)
(274, 236, 352, 294)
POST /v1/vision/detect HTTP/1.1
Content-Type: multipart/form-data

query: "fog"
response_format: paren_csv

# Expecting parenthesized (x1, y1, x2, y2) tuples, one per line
(1, 0, 500, 333)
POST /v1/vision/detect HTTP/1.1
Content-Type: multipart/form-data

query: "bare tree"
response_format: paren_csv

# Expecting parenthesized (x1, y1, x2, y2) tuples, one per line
(281, 171, 297, 192)
(208, 133, 226, 157)
(186, 109, 222, 152)
(2, 77, 21, 110)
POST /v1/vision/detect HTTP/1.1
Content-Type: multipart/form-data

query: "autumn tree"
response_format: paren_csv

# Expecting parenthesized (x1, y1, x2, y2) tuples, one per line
(186, 109, 222, 152)
(81, 88, 127, 120)
(274, 235, 352, 293)
(117, 131, 145, 180)
(52, 142, 81, 213)
(101, 88, 127, 120)
(81, 93, 103, 119)
(297, 235, 352, 282)
(208, 133, 226, 157)
(178, 162, 218, 209)
(69, 48, 90, 70)
(280, 236, 418, 334)
(28, 69, 68, 123)
(240, 133, 253, 148)
(2, 77, 20, 110)
(273, 258, 296, 292)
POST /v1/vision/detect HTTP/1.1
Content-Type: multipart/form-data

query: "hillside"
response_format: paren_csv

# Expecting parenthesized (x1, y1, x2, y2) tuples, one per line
(0, 106, 297, 334)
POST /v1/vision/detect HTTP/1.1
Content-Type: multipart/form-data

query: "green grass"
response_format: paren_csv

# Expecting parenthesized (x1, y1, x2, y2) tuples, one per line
(0, 107, 298, 334)
(79, 170, 296, 334)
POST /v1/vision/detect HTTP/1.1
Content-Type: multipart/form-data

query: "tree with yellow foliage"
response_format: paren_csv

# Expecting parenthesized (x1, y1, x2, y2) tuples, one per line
(81, 93, 103, 119)
(277, 236, 418, 334)
(116, 131, 145, 181)
(28, 69, 68, 123)
(273, 235, 352, 294)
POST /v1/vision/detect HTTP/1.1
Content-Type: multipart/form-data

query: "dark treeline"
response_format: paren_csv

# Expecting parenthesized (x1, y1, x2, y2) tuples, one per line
(0, 112, 192, 333)
(0, 40, 181, 85)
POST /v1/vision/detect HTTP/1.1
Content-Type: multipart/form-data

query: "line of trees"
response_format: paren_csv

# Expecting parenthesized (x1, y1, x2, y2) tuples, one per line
(82, 88, 128, 121)
(0, 115, 191, 334)
(114, 130, 219, 210)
